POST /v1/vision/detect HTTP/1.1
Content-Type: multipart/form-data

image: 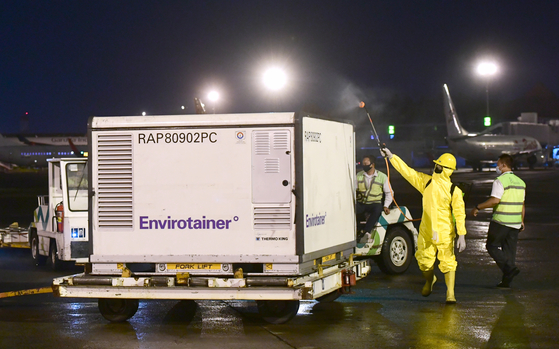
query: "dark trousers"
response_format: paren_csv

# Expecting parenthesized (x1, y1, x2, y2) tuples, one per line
(486, 221, 520, 275)
(356, 202, 383, 234)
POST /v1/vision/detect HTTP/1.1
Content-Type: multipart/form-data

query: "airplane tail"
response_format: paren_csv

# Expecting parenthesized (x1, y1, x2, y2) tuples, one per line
(194, 98, 206, 114)
(443, 84, 468, 138)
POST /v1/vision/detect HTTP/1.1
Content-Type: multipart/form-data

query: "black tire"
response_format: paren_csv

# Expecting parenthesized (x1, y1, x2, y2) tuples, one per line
(376, 226, 413, 275)
(49, 240, 63, 271)
(30, 233, 47, 266)
(98, 299, 139, 322)
(316, 289, 342, 303)
(257, 300, 300, 324)
(528, 155, 537, 170)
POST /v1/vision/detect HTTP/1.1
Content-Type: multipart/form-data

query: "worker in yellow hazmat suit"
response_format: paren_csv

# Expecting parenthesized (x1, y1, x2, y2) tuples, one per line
(380, 149, 467, 304)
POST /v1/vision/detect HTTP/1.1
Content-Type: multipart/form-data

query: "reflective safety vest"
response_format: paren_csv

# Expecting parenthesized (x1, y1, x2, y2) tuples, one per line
(357, 170, 387, 204)
(493, 173, 526, 226)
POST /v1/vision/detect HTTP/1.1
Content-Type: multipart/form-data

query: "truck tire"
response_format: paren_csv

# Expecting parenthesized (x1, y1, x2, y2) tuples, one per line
(98, 299, 139, 322)
(375, 226, 413, 275)
(257, 300, 300, 324)
(49, 240, 63, 271)
(30, 233, 47, 266)
(316, 290, 342, 303)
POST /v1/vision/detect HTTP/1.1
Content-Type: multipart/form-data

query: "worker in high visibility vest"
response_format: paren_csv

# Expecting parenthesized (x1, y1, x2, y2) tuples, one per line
(381, 148, 467, 304)
(471, 154, 526, 288)
(355, 155, 393, 242)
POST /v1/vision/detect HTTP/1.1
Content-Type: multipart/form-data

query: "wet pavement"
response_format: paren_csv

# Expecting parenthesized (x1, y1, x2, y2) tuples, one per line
(1, 168, 558, 348)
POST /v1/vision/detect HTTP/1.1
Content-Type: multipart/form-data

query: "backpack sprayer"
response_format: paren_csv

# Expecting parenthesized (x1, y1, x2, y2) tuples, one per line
(359, 101, 416, 222)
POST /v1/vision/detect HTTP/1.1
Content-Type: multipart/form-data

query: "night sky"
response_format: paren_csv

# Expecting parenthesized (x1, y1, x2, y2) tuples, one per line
(2, 1, 558, 134)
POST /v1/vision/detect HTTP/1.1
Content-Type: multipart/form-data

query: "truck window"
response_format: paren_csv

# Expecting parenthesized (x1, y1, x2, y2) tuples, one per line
(66, 162, 88, 211)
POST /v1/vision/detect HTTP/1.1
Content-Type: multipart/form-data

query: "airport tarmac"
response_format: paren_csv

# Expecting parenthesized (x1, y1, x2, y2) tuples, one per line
(1, 167, 558, 348)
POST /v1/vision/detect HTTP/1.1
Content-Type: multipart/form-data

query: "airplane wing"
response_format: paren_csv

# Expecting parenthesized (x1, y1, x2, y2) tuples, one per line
(16, 135, 49, 146)
(67, 138, 84, 157)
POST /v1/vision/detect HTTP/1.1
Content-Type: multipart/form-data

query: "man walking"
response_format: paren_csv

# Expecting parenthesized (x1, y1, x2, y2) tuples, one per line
(471, 154, 525, 288)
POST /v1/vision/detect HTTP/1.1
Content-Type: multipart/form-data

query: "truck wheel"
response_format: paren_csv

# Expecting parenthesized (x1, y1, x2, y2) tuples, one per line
(257, 300, 300, 324)
(49, 240, 63, 271)
(98, 299, 139, 322)
(31, 234, 47, 266)
(376, 226, 412, 275)
(316, 290, 341, 303)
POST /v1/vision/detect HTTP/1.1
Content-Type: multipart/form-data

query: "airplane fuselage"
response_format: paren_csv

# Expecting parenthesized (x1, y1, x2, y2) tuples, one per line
(448, 134, 544, 164)
(0, 135, 87, 167)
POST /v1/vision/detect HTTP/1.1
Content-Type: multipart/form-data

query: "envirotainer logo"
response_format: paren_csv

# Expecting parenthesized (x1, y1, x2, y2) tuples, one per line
(306, 212, 326, 228)
(140, 215, 239, 230)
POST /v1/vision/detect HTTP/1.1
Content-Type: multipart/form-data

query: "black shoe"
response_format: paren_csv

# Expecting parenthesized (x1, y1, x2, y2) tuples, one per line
(498, 267, 520, 288)
(356, 230, 366, 242)
(497, 281, 510, 288)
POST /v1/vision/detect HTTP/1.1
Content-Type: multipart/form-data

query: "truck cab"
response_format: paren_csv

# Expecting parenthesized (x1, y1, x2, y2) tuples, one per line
(29, 158, 89, 269)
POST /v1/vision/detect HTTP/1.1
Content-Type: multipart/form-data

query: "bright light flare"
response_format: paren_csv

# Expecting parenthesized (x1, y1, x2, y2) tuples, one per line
(207, 91, 220, 102)
(262, 67, 287, 91)
(477, 62, 498, 76)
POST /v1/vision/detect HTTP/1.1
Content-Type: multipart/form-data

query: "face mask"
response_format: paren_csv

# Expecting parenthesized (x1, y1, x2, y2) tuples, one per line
(496, 166, 502, 175)
(362, 164, 372, 172)
(434, 164, 443, 174)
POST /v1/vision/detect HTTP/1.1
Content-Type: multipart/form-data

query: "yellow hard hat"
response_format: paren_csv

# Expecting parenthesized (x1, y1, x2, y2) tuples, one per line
(433, 153, 456, 170)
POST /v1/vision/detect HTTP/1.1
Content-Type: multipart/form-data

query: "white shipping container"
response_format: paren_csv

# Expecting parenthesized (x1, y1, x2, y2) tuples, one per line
(88, 112, 355, 274)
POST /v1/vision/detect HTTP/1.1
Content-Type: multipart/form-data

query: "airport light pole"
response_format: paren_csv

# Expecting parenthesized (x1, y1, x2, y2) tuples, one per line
(263, 67, 287, 91)
(476, 62, 498, 120)
(207, 90, 219, 114)
(262, 67, 287, 111)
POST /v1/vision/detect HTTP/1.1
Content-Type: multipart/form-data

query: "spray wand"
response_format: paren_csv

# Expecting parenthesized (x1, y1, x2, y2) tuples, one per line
(358, 101, 417, 222)
(359, 101, 383, 149)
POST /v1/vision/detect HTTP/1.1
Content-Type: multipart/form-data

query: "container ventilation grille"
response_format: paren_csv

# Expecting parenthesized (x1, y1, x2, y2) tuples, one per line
(264, 158, 280, 173)
(96, 133, 133, 229)
(253, 206, 291, 230)
(254, 133, 270, 155)
(273, 131, 289, 150)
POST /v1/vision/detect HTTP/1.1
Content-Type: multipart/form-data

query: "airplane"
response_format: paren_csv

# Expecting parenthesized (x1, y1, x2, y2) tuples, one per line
(0, 133, 87, 169)
(443, 84, 545, 171)
(0, 99, 206, 169)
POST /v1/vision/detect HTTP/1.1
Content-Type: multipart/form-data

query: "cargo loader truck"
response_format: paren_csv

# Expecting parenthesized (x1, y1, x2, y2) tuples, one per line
(29, 158, 89, 270)
(52, 112, 418, 324)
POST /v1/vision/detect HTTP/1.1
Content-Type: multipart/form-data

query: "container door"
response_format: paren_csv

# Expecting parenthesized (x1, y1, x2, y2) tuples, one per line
(251, 129, 292, 204)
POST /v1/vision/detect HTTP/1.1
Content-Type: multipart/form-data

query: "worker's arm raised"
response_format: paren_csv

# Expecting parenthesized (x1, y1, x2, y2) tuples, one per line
(388, 154, 431, 194)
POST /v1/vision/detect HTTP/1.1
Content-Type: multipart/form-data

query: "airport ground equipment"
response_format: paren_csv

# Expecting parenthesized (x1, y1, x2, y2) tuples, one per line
(355, 206, 418, 274)
(50, 112, 417, 324)
(0, 222, 29, 249)
(28, 158, 89, 270)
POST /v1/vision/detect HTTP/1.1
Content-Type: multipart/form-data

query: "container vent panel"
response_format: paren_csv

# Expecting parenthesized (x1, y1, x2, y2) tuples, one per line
(96, 134, 133, 229)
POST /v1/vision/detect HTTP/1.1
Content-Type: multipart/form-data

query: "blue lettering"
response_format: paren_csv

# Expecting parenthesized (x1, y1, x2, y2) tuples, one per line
(305, 212, 327, 228)
(139, 215, 237, 230)
(140, 216, 149, 229)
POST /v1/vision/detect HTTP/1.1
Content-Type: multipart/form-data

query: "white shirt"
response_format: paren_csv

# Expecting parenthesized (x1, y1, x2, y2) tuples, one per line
(360, 170, 393, 208)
